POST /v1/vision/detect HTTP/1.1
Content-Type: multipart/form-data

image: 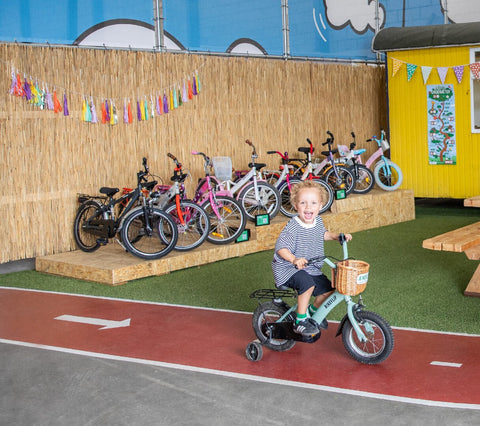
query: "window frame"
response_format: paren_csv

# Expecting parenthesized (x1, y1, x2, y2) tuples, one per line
(470, 48, 480, 134)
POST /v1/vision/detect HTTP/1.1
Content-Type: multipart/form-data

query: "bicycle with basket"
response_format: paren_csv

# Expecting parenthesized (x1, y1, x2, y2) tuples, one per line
(246, 234, 394, 364)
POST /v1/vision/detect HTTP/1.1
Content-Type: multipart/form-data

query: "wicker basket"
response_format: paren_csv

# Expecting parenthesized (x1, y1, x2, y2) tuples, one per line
(333, 260, 370, 296)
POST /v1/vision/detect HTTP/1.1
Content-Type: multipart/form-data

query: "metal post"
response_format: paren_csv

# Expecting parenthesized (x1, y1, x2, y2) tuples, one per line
(281, 0, 290, 59)
(153, 0, 165, 51)
(443, 0, 449, 24)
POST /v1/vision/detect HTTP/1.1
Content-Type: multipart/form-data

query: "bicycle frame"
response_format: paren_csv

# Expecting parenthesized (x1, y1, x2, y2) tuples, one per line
(362, 130, 392, 175)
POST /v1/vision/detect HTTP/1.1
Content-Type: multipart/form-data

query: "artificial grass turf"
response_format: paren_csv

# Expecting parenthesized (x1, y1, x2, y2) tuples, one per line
(1, 200, 479, 335)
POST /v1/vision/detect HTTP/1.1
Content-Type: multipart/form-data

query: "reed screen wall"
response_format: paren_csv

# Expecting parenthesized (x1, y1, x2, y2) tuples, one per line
(0, 44, 386, 262)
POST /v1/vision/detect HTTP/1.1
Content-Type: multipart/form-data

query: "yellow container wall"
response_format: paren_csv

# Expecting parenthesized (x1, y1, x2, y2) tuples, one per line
(387, 46, 480, 198)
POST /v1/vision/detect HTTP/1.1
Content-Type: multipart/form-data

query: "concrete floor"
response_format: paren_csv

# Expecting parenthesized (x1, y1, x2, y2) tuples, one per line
(1, 342, 478, 426)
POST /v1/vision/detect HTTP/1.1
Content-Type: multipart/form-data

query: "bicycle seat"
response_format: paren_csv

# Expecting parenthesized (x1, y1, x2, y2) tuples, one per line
(298, 147, 312, 155)
(99, 187, 119, 197)
(248, 162, 266, 170)
(321, 148, 338, 156)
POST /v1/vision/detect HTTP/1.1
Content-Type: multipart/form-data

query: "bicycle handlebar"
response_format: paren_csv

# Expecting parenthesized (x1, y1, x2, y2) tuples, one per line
(267, 150, 289, 160)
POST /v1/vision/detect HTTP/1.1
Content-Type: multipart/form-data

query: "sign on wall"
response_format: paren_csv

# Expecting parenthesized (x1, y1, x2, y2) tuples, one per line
(427, 84, 456, 165)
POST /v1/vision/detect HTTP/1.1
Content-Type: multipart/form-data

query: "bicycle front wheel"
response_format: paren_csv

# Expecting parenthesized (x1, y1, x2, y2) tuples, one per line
(374, 160, 403, 191)
(349, 164, 375, 194)
(120, 207, 178, 260)
(238, 181, 281, 222)
(324, 165, 355, 195)
(164, 200, 210, 251)
(73, 200, 103, 252)
(201, 195, 246, 244)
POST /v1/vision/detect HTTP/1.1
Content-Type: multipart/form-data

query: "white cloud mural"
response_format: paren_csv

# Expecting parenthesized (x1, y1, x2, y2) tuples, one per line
(324, 0, 385, 33)
(441, 0, 480, 23)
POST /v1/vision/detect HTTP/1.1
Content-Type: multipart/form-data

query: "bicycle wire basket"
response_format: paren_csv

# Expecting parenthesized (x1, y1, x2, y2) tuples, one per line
(212, 156, 233, 182)
(332, 259, 370, 296)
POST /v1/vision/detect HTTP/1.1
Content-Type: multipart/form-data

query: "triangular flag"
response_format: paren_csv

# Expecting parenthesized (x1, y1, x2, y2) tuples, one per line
(469, 62, 480, 79)
(90, 98, 98, 123)
(406, 64, 417, 81)
(127, 101, 133, 123)
(453, 65, 464, 84)
(53, 91, 62, 113)
(391, 58, 402, 77)
(421, 66, 432, 84)
(437, 67, 448, 84)
(63, 93, 69, 116)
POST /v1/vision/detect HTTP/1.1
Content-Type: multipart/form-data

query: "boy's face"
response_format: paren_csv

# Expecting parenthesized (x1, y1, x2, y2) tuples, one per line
(294, 188, 323, 224)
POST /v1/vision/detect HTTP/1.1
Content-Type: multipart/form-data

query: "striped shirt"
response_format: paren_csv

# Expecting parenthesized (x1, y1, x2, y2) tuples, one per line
(272, 216, 327, 287)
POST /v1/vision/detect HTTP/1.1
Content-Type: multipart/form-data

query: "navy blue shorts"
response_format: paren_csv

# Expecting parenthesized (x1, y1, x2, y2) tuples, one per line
(284, 270, 333, 296)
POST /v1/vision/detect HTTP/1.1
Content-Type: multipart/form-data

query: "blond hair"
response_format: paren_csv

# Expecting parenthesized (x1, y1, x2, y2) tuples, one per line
(290, 180, 327, 208)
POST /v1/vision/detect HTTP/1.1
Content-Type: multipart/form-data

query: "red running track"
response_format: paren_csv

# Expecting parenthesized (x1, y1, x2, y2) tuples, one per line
(1, 287, 479, 408)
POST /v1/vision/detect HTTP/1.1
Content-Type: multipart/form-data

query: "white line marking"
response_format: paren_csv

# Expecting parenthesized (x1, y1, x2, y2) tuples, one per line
(431, 361, 463, 368)
(1, 338, 479, 411)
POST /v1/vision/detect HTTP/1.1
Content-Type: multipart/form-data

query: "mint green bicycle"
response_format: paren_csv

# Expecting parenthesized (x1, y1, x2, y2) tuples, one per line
(246, 234, 394, 364)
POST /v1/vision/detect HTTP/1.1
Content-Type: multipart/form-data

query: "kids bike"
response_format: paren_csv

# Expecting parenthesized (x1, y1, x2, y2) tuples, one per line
(246, 235, 394, 364)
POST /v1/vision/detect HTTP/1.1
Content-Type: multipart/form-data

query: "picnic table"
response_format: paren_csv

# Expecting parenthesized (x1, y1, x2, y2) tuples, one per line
(422, 199, 480, 297)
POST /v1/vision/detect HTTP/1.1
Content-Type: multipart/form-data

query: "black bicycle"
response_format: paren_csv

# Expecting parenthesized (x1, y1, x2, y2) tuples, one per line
(73, 158, 178, 260)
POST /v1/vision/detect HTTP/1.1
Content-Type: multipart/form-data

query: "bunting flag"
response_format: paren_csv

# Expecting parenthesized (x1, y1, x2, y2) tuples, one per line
(90, 98, 98, 123)
(127, 100, 133, 123)
(391, 58, 402, 77)
(421, 66, 432, 84)
(406, 64, 417, 81)
(437, 67, 448, 84)
(7, 63, 202, 124)
(53, 91, 62, 113)
(453, 65, 464, 84)
(63, 93, 69, 116)
(469, 62, 480, 79)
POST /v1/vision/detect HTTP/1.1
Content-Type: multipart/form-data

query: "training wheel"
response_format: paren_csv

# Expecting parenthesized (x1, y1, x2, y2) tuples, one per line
(245, 340, 263, 362)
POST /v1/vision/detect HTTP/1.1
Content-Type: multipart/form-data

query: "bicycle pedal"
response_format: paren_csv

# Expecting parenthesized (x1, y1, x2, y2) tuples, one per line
(96, 238, 108, 246)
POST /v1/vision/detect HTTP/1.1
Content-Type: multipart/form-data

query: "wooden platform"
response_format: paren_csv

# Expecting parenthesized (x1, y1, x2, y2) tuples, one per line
(36, 189, 415, 285)
(423, 222, 480, 297)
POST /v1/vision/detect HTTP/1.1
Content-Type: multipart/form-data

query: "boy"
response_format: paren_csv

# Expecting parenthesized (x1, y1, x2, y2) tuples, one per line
(272, 180, 352, 336)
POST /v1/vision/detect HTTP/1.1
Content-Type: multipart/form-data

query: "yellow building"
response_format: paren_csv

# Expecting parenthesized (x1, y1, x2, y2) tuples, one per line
(373, 23, 480, 198)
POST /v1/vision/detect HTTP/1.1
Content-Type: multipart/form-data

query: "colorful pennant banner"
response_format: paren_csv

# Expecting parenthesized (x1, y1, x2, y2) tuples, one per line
(7, 64, 202, 125)
(390, 55, 480, 85)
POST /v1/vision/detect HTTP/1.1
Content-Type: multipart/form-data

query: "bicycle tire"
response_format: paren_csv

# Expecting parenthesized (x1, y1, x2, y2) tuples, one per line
(278, 177, 334, 218)
(164, 200, 210, 251)
(349, 164, 375, 194)
(374, 160, 403, 191)
(252, 301, 296, 352)
(342, 310, 394, 365)
(120, 207, 178, 260)
(324, 165, 356, 195)
(238, 181, 281, 222)
(73, 200, 103, 252)
(201, 195, 246, 244)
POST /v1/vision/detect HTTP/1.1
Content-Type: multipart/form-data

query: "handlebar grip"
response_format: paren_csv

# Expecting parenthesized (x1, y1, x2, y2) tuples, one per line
(191, 150, 199, 155)
(306, 138, 312, 145)
(351, 131, 355, 138)
(142, 157, 149, 173)
(245, 139, 252, 146)
(267, 151, 277, 154)
(167, 153, 176, 160)
(326, 130, 334, 140)
(338, 233, 346, 245)
(366, 138, 373, 142)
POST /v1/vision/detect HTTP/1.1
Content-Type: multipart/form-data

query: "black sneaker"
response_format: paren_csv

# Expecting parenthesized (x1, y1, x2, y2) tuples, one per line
(294, 319, 319, 336)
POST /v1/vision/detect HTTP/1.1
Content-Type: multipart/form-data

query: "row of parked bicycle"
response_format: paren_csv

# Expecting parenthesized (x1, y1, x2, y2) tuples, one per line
(73, 130, 403, 260)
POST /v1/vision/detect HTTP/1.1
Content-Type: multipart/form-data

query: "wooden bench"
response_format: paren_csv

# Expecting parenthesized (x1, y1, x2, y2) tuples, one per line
(423, 221, 480, 297)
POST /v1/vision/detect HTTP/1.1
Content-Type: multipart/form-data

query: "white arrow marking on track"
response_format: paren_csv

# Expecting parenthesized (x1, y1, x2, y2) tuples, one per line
(430, 361, 462, 368)
(54, 314, 131, 330)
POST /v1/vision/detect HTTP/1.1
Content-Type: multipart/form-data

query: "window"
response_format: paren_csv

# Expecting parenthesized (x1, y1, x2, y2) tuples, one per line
(470, 48, 480, 133)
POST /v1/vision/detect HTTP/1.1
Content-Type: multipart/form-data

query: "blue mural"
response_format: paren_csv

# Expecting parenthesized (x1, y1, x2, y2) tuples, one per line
(0, 1, 478, 61)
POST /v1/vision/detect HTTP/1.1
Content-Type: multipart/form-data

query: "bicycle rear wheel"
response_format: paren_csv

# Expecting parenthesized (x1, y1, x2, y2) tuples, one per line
(120, 207, 178, 260)
(201, 195, 246, 244)
(238, 181, 281, 221)
(73, 200, 103, 252)
(164, 200, 210, 251)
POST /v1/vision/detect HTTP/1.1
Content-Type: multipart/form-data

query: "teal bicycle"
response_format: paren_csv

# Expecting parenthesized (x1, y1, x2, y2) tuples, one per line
(246, 235, 394, 364)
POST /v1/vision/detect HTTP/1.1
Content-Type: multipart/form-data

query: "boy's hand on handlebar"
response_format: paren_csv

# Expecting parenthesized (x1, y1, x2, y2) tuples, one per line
(293, 257, 308, 270)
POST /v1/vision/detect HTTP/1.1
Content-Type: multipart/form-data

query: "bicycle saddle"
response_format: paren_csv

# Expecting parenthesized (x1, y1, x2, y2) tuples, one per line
(99, 187, 119, 197)
(298, 147, 313, 155)
(321, 148, 338, 156)
(248, 162, 266, 170)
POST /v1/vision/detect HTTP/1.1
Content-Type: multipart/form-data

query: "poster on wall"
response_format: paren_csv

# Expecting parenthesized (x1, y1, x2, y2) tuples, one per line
(427, 84, 456, 165)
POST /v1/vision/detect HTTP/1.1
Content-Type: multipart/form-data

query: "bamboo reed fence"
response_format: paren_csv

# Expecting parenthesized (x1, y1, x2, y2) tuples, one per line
(0, 44, 387, 262)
